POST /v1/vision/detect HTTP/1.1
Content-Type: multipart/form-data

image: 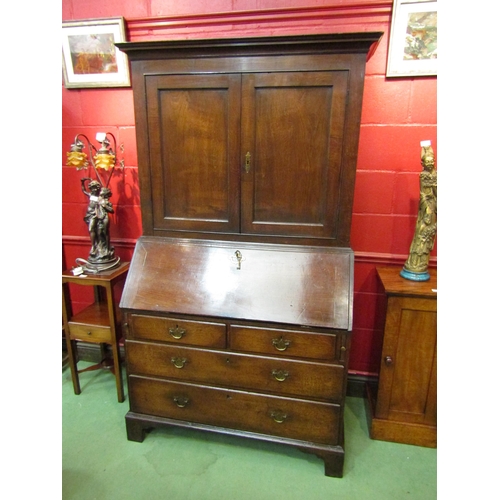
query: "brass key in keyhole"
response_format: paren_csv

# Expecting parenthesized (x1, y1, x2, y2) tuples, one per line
(235, 250, 242, 270)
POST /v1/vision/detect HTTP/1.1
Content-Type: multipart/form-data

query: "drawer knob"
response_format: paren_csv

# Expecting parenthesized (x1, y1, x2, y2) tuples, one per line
(169, 326, 186, 339)
(384, 355, 393, 366)
(272, 336, 291, 352)
(272, 369, 289, 382)
(171, 357, 188, 369)
(173, 396, 189, 408)
(270, 410, 288, 424)
(86, 331, 92, 336)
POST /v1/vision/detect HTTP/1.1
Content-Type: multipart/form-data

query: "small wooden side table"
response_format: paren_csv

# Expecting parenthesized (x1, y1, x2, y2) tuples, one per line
(366, 266, 437, 447)
(62, 262, 129, 402)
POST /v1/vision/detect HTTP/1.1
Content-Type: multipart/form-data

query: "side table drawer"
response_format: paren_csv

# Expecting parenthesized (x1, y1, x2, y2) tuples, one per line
(229, 324, 338, 361)
(69, 323, 111, 343)
(129, 375, 341, 445)
(129, 314, 226, 348)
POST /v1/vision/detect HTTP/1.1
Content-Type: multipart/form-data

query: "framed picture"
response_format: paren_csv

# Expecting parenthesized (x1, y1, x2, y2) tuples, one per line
(386, 0, 437, 77)
(62, 17, 130, 88)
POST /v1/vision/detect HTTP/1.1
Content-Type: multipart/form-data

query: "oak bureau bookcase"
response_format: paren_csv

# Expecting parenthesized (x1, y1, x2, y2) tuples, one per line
(117, 32, 382, 477)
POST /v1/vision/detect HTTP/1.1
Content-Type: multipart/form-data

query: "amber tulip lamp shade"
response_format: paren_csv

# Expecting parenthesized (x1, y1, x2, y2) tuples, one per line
(66, 132, 124, 273)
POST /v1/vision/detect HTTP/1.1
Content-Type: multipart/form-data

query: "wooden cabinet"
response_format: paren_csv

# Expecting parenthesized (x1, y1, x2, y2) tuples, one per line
(366, 266, 437, 447)
(121, 237, 353, 477)
(117, 32, 382, 246)
(117, 33, 382, 477)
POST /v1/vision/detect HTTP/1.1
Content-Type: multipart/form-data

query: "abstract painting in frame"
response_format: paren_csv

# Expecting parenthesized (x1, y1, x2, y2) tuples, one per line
(386, 0, 437, 77)
(62, 17, 130, 88)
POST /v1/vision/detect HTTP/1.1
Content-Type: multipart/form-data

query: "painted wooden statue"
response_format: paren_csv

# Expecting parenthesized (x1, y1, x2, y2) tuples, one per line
(401, 140, 437, 281)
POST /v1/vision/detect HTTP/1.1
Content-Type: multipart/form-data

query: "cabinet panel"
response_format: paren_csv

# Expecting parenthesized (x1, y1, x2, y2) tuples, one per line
(146, 74, 241, 233)
(376, 296, 437, 424)
(241, 71, 348, 238)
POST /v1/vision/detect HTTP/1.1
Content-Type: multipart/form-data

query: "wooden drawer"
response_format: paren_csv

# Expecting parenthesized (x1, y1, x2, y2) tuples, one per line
(126, 340, 345, 401)
(229, 324, 337, 361)
(69, 323, 111, 343)
(129, 375, 341, 445)
(128, 314, 226, 348)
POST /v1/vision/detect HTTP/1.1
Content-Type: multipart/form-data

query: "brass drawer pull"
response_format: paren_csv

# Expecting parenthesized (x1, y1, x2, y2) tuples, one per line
(171, 357, 188, 369)
(270, 410, 288, 424)
(169, 325, 186, 339)
(272, 336, 291, 352)
(272, 369, 289, 382)
(173, 396, 189, 408)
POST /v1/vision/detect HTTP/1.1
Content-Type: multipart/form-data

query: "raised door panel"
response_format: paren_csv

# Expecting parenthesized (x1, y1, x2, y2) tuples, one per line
(241, 71, 348, 240)
(146, 74, 241, 233)
(375, 296, 437, 424)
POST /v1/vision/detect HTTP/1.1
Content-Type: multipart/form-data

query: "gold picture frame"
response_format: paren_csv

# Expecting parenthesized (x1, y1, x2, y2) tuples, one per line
(62, 17, 130, 88)
(386, 0, 437, 77)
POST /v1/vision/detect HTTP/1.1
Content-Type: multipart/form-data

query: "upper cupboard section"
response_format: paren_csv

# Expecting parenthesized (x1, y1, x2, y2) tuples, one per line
(118, 33, 382, 246)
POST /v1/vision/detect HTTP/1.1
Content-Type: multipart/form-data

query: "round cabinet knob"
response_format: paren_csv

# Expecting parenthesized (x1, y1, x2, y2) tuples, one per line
(384, 355, 393, 366)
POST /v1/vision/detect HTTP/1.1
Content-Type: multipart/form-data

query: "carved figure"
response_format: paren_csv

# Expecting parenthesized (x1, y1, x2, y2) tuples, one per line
(81, 178, 102, 258)
(401, 142, 437, 281)
(81, 179, 115, 264)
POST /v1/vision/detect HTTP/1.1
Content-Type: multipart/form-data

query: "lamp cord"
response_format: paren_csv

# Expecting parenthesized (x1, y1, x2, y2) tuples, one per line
(74, 257, 121, 274)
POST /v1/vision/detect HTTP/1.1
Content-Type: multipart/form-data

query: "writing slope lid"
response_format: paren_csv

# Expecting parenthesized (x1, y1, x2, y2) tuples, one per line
(120, 237, 353, 330)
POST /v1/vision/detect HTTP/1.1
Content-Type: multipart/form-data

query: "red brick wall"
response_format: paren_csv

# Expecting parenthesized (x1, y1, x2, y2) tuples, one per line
(62, 0, 437, 376)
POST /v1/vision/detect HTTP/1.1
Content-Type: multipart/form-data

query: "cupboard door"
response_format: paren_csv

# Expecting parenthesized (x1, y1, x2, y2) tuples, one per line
(375, 296, 437, 425)
(241, 71, 349, 239)
(146, 74, 241, 233)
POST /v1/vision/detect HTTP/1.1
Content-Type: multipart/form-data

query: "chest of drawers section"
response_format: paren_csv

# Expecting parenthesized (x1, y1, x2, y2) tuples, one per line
(120, 237, 354, 477)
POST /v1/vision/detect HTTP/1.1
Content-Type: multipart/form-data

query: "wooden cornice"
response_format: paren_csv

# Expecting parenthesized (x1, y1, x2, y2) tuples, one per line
(125, 1, 392, 38)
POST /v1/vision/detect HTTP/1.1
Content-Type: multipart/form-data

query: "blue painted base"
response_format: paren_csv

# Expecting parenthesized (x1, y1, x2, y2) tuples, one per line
(400, 269, 430, 281)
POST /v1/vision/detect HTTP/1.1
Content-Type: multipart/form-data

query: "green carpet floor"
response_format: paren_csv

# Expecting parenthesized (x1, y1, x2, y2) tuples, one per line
(62, 361, 437, 499)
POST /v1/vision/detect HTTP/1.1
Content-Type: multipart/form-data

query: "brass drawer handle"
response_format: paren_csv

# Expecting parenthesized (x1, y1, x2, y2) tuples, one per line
(270, 410, 287, 424)
(173, 396, 189, 408)
(169, 325, 186, 340)
(272, 336, 291, 352)
(171, 357, 188, 369)
(272, 369, 289, 382)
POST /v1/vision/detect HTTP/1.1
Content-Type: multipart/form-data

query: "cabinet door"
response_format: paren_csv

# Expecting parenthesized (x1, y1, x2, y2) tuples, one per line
(146, 74, 241, 233)
(241, 71, 349, 239)
(375, 296, 437, 425)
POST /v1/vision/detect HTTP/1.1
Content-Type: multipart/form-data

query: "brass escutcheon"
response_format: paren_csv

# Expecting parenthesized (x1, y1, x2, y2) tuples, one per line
(244, 152, 251, 173)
